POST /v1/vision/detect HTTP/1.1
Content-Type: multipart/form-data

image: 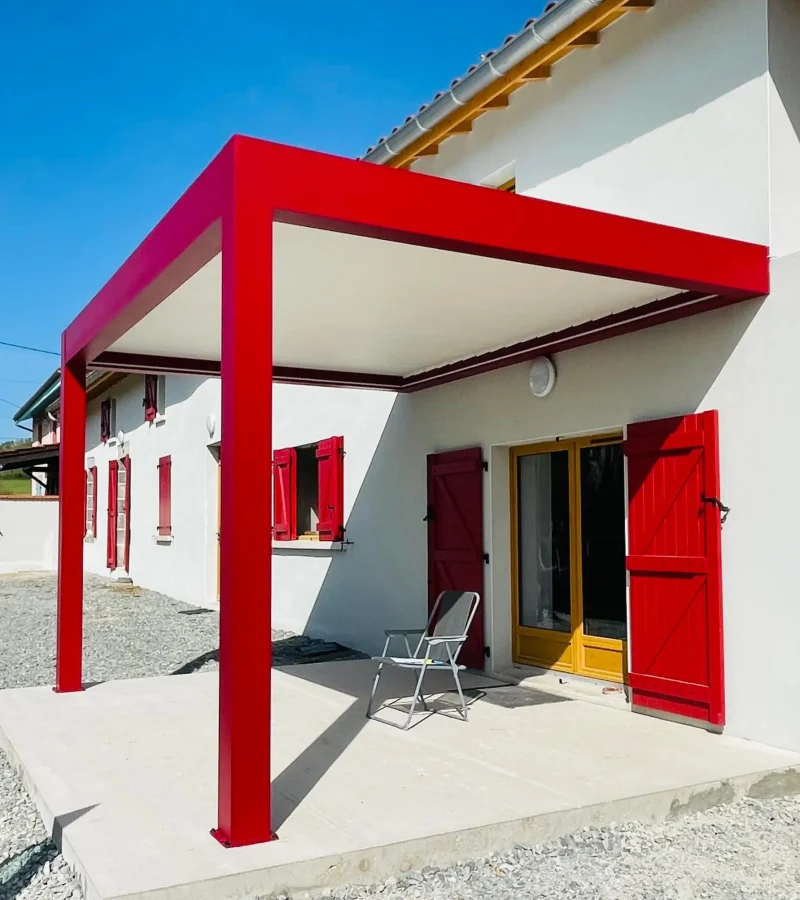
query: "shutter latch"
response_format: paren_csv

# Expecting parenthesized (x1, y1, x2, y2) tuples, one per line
(702, 495, 730, 525)
(423, 506, 435, 522)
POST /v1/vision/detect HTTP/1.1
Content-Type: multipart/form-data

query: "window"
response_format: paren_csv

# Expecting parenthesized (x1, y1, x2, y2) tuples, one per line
(273, 436, 344, 541)
(85, 466, 98, 538)
(143, 374, 166, 422)
(157, 455, 172, 537)
(497, 178, 516, 193)
(100, 398, 116, 443)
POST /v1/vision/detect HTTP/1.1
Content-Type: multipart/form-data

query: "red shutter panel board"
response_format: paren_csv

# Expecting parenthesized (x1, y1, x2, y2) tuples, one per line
(84, 470, 89, 536)
(273, 448, 297, 541)
(91, 466, 98, 537)
(158, 456, 172, 536)
(107, 460, 118, 569)
(144, 375, 158, 422)
(625, 410, 724, 726)
(122, 456, 131, 572)
(316, 436, 344, 541)
(426, 447, 485, 670)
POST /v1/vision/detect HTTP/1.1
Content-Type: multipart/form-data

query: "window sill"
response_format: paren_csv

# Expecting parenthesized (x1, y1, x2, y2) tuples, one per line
(149, 414, 167, 427)
(155, 534, 174, 545)
(84, 535, 95, 543)
(271, 540, 347, 552)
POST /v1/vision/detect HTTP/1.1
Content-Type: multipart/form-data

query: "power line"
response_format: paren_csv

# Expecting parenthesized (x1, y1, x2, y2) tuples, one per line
(0, 397, 21, 409)
(0, 339, 59, 357)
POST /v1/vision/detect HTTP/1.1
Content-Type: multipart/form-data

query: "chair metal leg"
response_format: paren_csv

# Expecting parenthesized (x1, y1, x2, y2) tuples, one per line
(447, 646, 469, 722)
(404, 664, 429, 730)
(366, 662, 384, 720)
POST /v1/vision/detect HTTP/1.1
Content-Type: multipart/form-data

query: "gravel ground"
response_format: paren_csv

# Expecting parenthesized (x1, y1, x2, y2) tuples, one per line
(318, 796, 800, 900)
(1, 572, 799, 899)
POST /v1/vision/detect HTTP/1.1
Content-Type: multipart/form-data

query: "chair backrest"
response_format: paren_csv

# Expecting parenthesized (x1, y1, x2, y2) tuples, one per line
(422, 591, 481, 663)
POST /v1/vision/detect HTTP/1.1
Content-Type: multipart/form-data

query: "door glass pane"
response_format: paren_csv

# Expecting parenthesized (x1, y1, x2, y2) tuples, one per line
(580, 444, 626, 640)
(517, 451, 571, 632)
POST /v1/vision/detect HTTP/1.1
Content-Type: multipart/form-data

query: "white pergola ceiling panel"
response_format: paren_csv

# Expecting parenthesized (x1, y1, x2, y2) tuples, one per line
(108, 223, 677, 376)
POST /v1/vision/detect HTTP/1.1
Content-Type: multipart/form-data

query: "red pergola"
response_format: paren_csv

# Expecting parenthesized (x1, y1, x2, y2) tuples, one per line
(56, 136, 769, 848)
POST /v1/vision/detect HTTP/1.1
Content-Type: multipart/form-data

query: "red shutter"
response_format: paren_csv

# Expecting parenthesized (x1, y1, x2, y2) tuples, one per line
(107, 460, 118, 569)
(84, 470, 89, 536)
(427, 447, 485, 670)
(91, 466, 98, 537)
(144, 375, 158, 422)
(158, 456, 172, 536)
(316, 436, 344, 541)
(100, 400, 111, 443)
(122, 456, 131, 571)
(273, 448, 297, 541)
(625, 411, 724, 725)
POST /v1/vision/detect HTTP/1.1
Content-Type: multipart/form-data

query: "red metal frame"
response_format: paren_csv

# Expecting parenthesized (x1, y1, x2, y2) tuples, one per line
(211, 139, 274, 848)
(56, 135, 769, 846)
(55, 351, 85, 693)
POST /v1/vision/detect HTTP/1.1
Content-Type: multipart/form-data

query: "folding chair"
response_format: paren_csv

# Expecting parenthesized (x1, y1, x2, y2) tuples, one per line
(366, 590, 481, 730)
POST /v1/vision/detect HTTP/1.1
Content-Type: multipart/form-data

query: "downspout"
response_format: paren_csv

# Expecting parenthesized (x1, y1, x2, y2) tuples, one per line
(363, 0, 606, 165)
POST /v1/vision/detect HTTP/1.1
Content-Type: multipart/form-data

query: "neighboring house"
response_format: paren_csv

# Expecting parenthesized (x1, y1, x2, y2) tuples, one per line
(37, 0, 800, 760)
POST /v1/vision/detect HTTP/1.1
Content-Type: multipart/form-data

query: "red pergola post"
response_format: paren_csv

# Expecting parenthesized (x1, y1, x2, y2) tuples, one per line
(55, 346, 86, 692)
(212, 148, 275, 846)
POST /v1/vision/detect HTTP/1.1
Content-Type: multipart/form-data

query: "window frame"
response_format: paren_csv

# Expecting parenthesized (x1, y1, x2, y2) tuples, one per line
(273, 436, 344, 542)
(85, 465, 98, 538)
(157, 455, 172, 537)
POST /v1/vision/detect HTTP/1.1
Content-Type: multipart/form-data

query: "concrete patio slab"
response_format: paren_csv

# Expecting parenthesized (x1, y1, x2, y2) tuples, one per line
(1, 660, 799, 900)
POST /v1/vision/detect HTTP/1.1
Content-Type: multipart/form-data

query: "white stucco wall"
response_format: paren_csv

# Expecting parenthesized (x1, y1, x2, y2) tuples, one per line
(413, 0, 769, 245)
(84, 375, 223, 607)
(768, 0, 800, 257)
(0, 498, 58, 574)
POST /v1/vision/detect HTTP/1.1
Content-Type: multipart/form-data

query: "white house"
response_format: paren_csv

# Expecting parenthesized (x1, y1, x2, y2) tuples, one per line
(32, 0, 800, 769)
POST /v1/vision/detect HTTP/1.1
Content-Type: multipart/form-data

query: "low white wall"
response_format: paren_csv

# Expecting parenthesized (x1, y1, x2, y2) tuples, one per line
(0, 498, 58, 574)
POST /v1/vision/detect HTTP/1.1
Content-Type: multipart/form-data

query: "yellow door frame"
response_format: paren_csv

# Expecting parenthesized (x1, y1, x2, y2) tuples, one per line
(509, 433, 626, 683)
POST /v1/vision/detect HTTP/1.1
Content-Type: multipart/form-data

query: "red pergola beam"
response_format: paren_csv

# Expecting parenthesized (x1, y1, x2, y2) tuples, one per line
(57, 135, 770, 850)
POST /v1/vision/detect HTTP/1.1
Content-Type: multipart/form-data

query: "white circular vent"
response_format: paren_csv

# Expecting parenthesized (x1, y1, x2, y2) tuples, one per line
(528, 356, 556, 398)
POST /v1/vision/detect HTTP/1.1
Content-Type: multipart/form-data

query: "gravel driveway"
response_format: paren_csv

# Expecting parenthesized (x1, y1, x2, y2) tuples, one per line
(1, 572, 800, 899)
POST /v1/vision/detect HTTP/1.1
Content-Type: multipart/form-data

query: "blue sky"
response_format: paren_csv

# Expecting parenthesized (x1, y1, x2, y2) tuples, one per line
(0, 0, 545, 440)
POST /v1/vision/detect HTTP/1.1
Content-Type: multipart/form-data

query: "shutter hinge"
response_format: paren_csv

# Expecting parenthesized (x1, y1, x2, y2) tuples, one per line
(484, 645, 491, 659)
(483, 552, 489, 564)
(482, 460, 488, 472)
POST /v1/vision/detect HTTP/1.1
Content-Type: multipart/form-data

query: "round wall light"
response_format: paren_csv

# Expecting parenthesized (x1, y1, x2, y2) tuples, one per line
(528, 356, 556, 398)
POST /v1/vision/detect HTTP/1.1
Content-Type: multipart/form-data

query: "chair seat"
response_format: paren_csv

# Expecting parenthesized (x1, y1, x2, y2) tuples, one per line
(371, 656, 465, 670)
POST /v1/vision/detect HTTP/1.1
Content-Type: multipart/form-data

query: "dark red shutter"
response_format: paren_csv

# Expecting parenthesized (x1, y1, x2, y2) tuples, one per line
(316, 436, 344, 541)
(144, 375, 158, 422)
(84, 470, 89, 535)
(158, 456, 172, 536)
(426, 447, 485, 670)
(100, 400, 111, 443)
(625, 411, 724, 725)
(91, 465, 98, 537)
(107, 460, 118, 569)
(273, 448, 297, 541)
(122, 456, 131, 571)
